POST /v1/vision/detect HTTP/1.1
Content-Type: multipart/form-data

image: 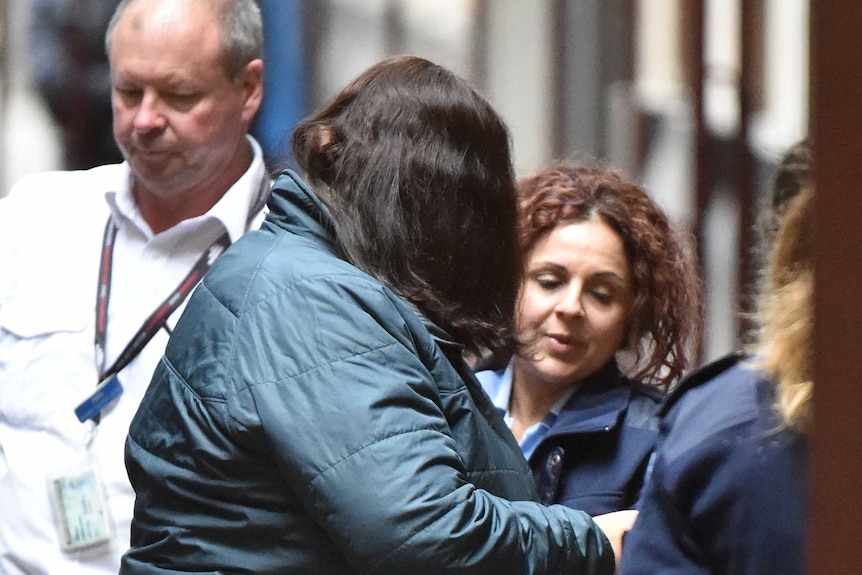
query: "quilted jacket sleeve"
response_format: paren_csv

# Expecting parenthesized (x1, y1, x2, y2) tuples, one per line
(235, 273, 615, 574)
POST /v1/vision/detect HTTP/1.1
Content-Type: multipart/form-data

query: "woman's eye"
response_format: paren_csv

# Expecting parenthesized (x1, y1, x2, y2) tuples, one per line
(591, 291, 612, 304)
(588, 285, 617, 304)
(535, 276, 562, 290)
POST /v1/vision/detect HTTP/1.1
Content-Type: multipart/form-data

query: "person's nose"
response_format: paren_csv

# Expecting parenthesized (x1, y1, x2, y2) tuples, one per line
(555, 283, 585, 318)
(133, 91, 167, 133)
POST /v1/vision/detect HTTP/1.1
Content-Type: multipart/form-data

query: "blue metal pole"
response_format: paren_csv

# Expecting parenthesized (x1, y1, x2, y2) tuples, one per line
(252, 0, 307, 170)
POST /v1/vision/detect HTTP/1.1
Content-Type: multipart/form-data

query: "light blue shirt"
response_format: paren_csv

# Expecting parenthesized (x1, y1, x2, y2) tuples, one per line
(475, 361, 576, 461)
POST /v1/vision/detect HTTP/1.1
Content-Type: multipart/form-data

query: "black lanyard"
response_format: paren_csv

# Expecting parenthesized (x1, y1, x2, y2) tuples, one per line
(93, 217, 230, 383)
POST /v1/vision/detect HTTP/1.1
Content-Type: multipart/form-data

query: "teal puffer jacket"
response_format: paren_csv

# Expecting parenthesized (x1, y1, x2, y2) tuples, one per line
(121, 171, 614, 575)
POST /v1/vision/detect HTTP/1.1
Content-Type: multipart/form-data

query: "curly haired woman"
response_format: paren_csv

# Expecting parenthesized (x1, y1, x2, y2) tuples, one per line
(475, 159, 702, 515)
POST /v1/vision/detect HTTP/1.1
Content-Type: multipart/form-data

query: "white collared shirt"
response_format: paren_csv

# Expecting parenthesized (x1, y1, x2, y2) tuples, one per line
(0, 136, 269, 575)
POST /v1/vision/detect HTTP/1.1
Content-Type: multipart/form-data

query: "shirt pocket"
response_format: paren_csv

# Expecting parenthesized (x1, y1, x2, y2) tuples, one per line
(0, 282, 90, 338)
(0, 285, 94, 429)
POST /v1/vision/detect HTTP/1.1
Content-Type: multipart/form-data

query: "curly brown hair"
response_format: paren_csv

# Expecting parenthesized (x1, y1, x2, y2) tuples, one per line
(516, 159, 703, 389)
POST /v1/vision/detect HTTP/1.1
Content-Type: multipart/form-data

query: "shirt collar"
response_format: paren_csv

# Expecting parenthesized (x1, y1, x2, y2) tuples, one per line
(104, 135, 270, 241)
(488, 361, 577, 421)
(104, 163, 139, 232)
(208, 135, 270, 243)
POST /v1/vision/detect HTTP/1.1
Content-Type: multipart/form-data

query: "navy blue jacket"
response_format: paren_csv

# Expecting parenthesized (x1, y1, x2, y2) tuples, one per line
(620, 352, 809, 575)
(477, 360, 664, 515)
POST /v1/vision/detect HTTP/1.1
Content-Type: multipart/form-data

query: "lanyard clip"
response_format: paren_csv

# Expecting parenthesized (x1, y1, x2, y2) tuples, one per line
(74, 375, 124, 424)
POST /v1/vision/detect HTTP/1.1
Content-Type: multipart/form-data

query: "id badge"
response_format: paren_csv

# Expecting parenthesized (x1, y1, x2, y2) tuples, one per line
(47, 462, 114, 552)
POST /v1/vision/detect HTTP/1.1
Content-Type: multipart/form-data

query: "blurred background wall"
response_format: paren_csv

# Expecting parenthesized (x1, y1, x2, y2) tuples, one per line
(5, 1, 862, 570)
(0, 0, 810, 361)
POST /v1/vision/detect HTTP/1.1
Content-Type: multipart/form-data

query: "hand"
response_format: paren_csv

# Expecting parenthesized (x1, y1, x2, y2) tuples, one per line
(592, 509, 638, 574)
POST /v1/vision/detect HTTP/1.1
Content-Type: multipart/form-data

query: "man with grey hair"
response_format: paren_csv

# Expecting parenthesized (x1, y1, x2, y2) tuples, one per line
(0, 0, 267, 572)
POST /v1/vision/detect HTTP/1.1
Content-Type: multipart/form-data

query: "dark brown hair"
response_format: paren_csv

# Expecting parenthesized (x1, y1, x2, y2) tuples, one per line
(292, 55, 519, 354)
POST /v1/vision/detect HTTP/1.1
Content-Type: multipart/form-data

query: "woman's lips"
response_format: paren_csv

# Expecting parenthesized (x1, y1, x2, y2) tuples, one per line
(545, 333, 578, 354)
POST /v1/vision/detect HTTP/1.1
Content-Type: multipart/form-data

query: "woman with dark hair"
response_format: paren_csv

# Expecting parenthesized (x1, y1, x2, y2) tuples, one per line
(619, 141, 813, 574)
(476, 159, 702, 515)
(120, 56, 628, 575)
(289, 55, 518, 354)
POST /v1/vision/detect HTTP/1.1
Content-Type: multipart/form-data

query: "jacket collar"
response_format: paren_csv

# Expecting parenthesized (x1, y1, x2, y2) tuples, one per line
(659, 350, 747, 417)
(543, 361, 634, 435)
(266, 170, 463, 355)
(265, 169, 337, 249)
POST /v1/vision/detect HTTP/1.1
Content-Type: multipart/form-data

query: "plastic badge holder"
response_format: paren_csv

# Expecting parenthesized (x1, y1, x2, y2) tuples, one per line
(47, 463, 114, 552)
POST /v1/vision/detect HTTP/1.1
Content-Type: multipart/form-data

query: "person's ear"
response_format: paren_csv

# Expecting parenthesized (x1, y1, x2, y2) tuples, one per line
(239, 59, 264, 127)
(319, 125, 338, 147)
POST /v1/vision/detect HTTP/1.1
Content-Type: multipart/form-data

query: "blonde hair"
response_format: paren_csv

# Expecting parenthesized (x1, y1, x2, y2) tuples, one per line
(755, 187, 813, 432)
